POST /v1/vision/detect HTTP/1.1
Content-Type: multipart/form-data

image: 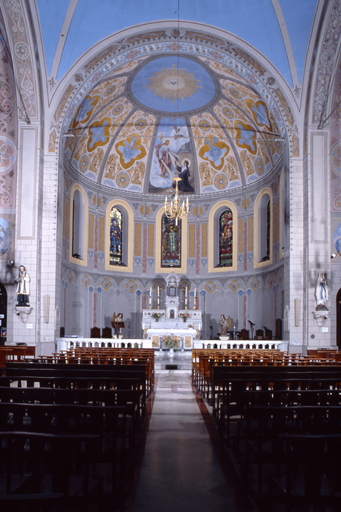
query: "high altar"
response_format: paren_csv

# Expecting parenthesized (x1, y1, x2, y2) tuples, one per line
(142, 273, 202, 350)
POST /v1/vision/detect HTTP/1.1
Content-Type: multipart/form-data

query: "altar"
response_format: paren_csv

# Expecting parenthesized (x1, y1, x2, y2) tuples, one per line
(146, 328, 197, 349)
(142, 273, 202, 350)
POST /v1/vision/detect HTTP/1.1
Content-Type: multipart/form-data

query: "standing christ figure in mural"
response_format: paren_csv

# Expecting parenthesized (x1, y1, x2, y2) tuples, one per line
(155, 136, 178, 178)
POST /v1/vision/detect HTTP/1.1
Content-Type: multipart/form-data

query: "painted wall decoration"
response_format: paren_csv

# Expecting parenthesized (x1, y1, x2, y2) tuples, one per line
(62, 40, 285, 195)
(0, 13, 17, 264)
(333, 223, 341, 257)
(0, 217, 11, 255)
(149, 117, 194, 193)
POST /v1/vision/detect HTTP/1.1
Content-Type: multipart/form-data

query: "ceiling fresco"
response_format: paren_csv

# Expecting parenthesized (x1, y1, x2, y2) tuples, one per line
(63, 47, 284, 196)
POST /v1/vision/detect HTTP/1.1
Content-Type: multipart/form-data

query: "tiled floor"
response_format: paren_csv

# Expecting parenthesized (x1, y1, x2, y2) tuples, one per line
(130, 351, 242, 512)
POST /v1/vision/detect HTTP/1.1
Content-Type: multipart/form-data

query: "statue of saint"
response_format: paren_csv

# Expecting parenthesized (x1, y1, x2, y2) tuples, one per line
(220, 314, 229, 335)
(315, 272, 329, 310)
(15, 265, 30, 306)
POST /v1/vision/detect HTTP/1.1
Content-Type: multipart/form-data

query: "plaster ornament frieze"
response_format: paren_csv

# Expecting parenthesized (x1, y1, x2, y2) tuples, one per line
(313, 0, 341, 124)
(3, 0, 37, 119)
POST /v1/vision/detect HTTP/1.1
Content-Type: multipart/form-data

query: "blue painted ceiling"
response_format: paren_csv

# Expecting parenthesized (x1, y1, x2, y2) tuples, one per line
(36, 0, 318, 87)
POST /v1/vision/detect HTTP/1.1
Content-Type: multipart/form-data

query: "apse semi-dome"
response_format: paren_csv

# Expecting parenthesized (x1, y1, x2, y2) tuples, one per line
(63, 48, 284, 196)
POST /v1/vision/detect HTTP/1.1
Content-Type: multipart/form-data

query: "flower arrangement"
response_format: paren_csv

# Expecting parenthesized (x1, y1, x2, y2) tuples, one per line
(152, 312, 163, 321)
(180, 312, 190, 322)
(162, 335, 179, 349)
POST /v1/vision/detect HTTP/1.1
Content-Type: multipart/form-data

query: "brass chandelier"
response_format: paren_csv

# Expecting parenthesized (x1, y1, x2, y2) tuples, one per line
(164, 177, 189, 226)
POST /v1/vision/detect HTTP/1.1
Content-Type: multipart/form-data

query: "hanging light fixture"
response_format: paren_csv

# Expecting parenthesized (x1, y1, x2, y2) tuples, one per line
(164, 177, 189, 226)
(163, 5, 190, 227)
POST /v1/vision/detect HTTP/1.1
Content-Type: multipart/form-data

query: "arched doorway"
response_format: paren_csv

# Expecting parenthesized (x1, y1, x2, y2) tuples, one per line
(0, 283, 7, 345)
(337, 289, 341, 350)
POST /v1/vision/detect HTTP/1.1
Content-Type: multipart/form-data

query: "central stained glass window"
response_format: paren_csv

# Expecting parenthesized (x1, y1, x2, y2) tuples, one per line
(161, 215, 181, 267)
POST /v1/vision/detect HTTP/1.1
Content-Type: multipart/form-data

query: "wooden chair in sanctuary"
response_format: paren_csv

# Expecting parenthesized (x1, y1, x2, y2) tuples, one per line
(102, 327, 112, 338)
(90, 326, 100, 338)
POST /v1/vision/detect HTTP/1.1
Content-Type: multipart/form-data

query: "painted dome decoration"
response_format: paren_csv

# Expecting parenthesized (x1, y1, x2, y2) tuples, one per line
(63, 38, 284, 196)
(131, 56, 216, 113)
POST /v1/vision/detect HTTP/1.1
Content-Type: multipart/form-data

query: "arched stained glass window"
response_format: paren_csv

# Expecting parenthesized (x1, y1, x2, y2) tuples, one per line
(219, 208, 233, 267)
(72, 189, 85, 260)
(161, 215, 181, 267)
(110, 207, 123, 265)
(266, 199, 270, 260)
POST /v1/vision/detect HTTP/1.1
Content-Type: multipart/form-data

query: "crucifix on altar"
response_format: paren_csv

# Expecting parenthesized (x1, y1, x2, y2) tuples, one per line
(142, 273, 202, 349)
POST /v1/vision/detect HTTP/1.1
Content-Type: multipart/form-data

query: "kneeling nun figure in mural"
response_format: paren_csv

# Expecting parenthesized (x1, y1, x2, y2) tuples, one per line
(173, 159, 194, 193)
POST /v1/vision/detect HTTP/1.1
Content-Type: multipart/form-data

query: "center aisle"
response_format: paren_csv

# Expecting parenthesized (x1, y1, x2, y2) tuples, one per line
(131, 365, 239, 512)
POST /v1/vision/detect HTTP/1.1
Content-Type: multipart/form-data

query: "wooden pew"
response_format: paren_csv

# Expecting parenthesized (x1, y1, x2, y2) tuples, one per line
(268, 433, 341, 511)
(0, 431, 103, 511)
(0, 346, 35, 368)
(0, 360, 153, 510)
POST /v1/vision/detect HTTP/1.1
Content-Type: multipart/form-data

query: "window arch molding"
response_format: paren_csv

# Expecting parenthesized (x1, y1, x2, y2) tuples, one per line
(69, 183, 88, 267)
(254, 187, 273, 268)
(208, 200, 238, 273)
(105, 199, 134, 272)
(155, 207, 188, 274)
(279, 169, 285, 259)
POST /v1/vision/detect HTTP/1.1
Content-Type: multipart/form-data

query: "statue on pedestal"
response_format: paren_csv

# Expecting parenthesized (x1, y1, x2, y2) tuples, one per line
(15, 265, 30, 306)
(315, 272, 329, 310)
(313, 272, 329, 326)
(111, 312, 125, 337)
(220, 315, 229, 335)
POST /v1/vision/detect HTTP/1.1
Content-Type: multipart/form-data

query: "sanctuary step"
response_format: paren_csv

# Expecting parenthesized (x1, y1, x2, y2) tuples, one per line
(154, 349, 192, 370)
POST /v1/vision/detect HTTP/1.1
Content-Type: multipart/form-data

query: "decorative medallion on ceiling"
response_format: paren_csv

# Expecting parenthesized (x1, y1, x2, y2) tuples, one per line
(131, 56, 216, 113)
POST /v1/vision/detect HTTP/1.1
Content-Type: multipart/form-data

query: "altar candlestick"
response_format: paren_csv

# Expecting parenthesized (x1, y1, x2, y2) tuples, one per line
(194, 288, 197, 310)
(149, 287, 152, 309)
(157, 286, 160, 309)
(185, 287, 188, 310)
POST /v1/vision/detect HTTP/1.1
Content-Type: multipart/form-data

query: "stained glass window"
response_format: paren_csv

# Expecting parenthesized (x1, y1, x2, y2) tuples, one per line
(110, 207, 123, 265)
(266, 199, 270, 260)
(219, 208, 233, 267)
(161, 215, 181, 267)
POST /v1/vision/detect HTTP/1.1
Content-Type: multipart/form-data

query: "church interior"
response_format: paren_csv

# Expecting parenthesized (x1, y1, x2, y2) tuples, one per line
(0, 0, 341, 510)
